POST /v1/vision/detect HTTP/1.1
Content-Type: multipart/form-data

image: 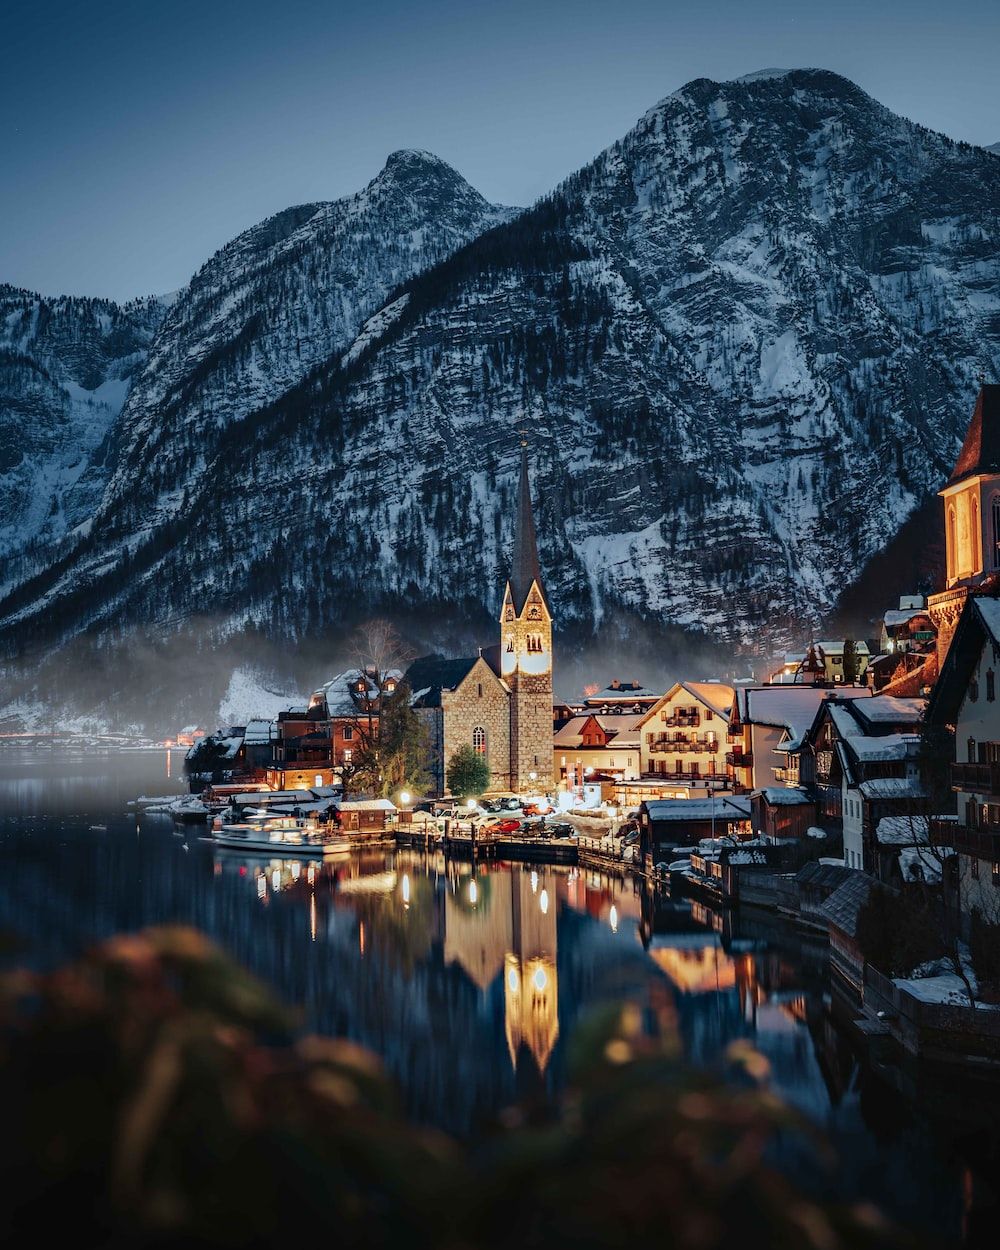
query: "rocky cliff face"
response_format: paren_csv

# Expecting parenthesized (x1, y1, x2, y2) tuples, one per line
(3, 71, 1000, 722)
(0, 287, 165, 584)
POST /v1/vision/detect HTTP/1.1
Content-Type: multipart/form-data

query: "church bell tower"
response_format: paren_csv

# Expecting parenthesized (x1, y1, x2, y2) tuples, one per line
(929, 384, 1000, 667)
(500, 442, 553, 792)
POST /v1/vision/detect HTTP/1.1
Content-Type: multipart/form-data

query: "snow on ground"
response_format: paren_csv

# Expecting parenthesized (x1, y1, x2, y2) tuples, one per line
(217, 667, 301, 727)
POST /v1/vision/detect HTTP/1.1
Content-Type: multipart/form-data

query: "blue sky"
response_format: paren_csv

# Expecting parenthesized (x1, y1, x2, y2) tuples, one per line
(4, 0, 998, 301)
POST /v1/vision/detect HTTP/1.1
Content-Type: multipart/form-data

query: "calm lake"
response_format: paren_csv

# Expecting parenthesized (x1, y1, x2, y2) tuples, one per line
(1, 747, 997, 1243)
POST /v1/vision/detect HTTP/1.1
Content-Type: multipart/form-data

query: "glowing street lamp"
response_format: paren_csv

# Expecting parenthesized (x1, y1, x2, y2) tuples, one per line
(400, 790, 411, 806)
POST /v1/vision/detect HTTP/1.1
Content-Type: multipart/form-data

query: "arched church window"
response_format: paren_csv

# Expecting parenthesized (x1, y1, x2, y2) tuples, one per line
(504, 607, 514, 621)
(992, 495, 1000, 570)
(472, 726, 487, 756)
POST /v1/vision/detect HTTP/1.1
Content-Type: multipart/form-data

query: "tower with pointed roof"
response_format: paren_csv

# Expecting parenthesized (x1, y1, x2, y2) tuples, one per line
(500, 444, 553, 791)
(929, 384, 1000, 667)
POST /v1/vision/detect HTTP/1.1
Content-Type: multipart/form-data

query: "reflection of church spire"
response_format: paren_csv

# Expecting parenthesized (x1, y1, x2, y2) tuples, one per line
(503, 869, 559, 1073)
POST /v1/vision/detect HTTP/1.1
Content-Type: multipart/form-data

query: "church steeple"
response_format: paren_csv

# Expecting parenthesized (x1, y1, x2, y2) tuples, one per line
(500, 438, 553, 792)
(508, 442, 547, 613)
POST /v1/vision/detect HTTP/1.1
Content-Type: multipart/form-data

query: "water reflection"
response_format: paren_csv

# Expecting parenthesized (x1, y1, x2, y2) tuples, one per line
(0, 753, 992, 1239)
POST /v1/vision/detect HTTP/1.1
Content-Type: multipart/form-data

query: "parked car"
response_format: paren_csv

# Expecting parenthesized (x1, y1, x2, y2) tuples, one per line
(545, 821, 574, 838)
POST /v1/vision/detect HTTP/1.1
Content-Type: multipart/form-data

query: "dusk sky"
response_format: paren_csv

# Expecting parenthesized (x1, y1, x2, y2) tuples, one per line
(5, 0, 999, 302)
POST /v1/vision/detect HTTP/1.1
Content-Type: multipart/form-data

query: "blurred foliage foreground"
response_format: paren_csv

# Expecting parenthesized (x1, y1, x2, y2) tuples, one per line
(0, 927, 921, 1249)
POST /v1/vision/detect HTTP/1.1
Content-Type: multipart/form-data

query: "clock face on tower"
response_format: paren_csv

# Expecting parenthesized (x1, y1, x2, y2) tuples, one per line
(527, 605, 541, 620)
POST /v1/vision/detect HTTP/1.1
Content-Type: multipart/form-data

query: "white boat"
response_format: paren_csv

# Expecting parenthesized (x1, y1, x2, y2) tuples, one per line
(211, 818, 352, 855)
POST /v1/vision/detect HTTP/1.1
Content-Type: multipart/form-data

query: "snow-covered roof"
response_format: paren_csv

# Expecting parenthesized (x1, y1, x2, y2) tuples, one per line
(740, 686, 870, 751)
(973, 598, 1000, 646)
(883, 609, 931, 628)
(814, 640, 871, 655)
(856, 695, 925, 725)
(336, 798, 396, 812)
(727, 849, 769, 865)
(858, 777, 927, 799)
(899, 844, 953, 885)
(244, 718, 276, 744)
(678, 680, 735, 718)
(315, 668, 404, 716)
(754, 787, 813, 806)
(553, 713, 645, 748)
(584, 681, 662, 704)
(643, 795, 751, 823)
(876, 815, 929, 846)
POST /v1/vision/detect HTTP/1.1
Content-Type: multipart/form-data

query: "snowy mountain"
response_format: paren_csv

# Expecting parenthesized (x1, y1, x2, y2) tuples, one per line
(0, 287, 166, 584)
(2, 70, 1000, 726)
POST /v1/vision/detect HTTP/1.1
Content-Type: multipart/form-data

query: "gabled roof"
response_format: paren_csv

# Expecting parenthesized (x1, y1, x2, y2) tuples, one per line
(945, 385, 1000, 486)
(734, 685, 870, 751)
(643, 795, 752, 823)
(406, 654, 483, 708)
(817, 872, 876, 939)
(637, 680, 735, 727)
(925, 595, 1000, 724)
(553, 712, 644, 749)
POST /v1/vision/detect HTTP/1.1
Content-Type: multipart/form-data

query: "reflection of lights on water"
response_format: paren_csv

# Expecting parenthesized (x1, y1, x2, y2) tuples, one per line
(402, 873, 411, 906)
(310, 892, 316, 942)
(609, 905, 618, 933)
(507, 966, 520, 991)
(307, 863, 316, 886)
(468, 879, 478, 905)
(256, 875, 266, 899)
(359, 921, 365, 955)
(539, 888, 549, 915)
(532, 966, 547, 991)
(530, 870, 538, 894)
(271, 869, 281, 893)
(290, 861, 301, 880)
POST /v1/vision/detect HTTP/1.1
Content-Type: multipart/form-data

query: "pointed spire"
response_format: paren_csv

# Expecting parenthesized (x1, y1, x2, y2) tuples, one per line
(946, 384, 1000, 486)
(509, 439, 546, 614)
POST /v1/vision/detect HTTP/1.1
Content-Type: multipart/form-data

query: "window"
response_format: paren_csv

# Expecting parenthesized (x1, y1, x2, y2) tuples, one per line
(477, 682, 483, 698)
(342, 726, 353, 741)
(675, 760, 683, 774)
(969, 736, 977, 764)
(970, 680, 980, 704)
(993, 495, 1000, 570)
(472, 726, 487, 756)
(993, 862, 1000, 888)
(343, 749, 352, 762)
(988, 670, 996, 703)
(690, 762, 699, 778)
(526, 634, 543, 653)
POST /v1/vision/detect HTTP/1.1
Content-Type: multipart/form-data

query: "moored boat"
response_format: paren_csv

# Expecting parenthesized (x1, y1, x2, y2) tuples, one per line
(211, 817, 351, 855)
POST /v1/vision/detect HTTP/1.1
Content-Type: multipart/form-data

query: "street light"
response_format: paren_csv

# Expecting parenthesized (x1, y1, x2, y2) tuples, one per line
(400, 790, 411, 806)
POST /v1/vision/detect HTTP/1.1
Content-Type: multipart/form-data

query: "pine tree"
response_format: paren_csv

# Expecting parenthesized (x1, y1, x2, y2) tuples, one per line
(446, 745, 490, 799)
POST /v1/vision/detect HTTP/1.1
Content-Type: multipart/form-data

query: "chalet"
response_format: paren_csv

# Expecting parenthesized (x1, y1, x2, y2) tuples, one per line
(770, 641, 871, 685)
(797, 693, 926, 871)
(750, 787, 817, 842)
(636, 681, 734, 791)
(727, 684, 869, 793)
(553, 712, 644, 785)
(925, 593, 1000, 935)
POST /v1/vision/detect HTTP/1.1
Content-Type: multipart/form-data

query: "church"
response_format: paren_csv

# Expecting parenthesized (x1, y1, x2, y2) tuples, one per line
(407, 446, 554, 795)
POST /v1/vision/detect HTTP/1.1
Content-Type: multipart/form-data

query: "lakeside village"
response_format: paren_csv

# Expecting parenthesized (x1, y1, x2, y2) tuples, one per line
(166, 390, 1000, 1065)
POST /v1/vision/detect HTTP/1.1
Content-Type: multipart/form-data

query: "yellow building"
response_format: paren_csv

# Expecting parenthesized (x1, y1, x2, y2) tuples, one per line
(635, 681, 734, 789)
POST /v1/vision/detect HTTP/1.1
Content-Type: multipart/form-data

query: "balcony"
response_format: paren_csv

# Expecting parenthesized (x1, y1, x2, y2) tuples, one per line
(726, 730, 743, 744)
(951, 761, 1000, 796)
(649, 739, 720, 754)
(930, 816, 1000, 859)
(726, 751, 753, 768)
(660, 713, 701, 728)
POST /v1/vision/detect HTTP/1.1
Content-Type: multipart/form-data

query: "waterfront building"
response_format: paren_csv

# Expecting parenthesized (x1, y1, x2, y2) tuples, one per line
(635, 681, 734, 789)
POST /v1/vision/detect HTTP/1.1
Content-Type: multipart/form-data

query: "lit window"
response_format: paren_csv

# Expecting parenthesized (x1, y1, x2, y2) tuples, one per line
(473, 726, 487, 756)
(993, 862, 1000, 888)
(343, 749, 352, 762)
